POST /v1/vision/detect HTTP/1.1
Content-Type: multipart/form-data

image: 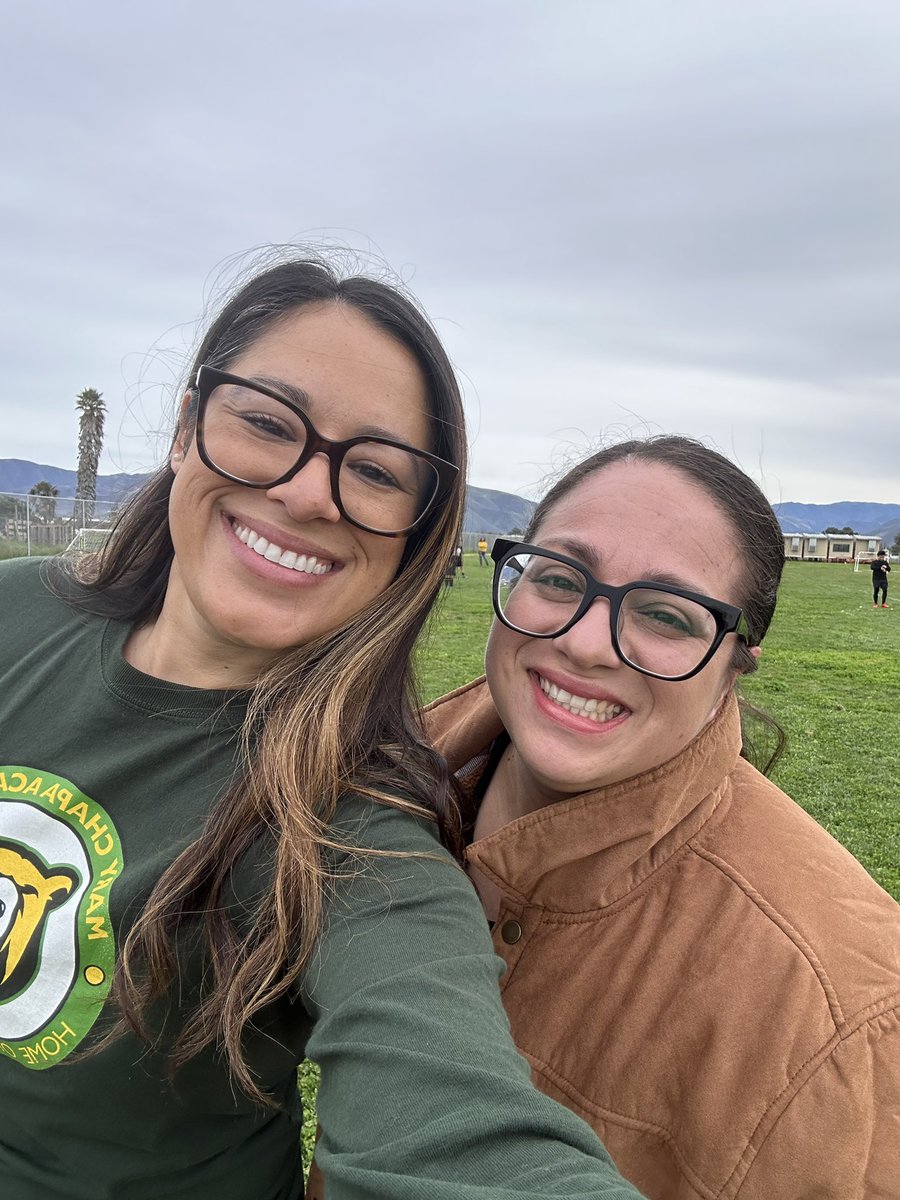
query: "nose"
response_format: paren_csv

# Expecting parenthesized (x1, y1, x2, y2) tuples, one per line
(551, 597, 622, 671)
(264, 453, 342, 525)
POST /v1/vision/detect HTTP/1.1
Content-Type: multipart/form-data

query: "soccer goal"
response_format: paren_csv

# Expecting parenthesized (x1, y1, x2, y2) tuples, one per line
(65, 527, 113, 554)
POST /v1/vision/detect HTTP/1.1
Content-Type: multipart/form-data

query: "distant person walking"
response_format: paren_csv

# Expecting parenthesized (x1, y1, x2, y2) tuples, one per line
(478, 536, 489, 566)
(456, 544, 466, 578)
(871, 550, 891, 608)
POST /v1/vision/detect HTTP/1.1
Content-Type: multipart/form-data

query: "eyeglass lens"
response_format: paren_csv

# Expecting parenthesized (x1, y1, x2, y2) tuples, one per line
(202, 379, 440, 534)
(496, 551, 721, 679)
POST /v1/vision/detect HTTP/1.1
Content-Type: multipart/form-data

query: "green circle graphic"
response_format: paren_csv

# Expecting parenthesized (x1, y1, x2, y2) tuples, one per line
(0, 765, 124, 1070)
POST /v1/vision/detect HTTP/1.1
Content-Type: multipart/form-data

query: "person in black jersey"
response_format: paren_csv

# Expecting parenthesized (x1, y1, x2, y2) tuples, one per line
(870, 549, 891, 607)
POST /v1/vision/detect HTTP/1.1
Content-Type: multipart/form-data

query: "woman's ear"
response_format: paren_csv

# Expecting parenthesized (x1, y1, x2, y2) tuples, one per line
(708, 648, 760, 724)
(169, 392, 194, 473)
(730, 645, 762, 689)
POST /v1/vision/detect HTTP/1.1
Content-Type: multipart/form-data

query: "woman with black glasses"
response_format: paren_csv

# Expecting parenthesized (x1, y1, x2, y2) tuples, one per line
(425, 436, 900, 1200)
(0, 256, 646, 1200)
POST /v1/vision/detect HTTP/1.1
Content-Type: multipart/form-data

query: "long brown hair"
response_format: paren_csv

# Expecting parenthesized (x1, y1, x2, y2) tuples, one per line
(527, 435, 787, 772)
(55, 255, 467, 1101)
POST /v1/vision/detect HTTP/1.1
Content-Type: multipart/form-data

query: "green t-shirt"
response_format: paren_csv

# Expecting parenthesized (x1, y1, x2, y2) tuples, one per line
(0, 557, 643, 1200)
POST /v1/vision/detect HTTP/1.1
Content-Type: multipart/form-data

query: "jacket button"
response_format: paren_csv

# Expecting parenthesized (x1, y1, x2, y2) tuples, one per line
(501, 920, 523, 944)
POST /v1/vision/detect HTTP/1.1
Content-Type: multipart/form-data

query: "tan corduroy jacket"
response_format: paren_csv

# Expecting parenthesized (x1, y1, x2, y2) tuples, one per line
(423, 678, 900, 1200)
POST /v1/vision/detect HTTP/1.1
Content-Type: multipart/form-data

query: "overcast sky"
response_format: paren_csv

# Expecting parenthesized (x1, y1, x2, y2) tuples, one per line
(2, 0, 898, 505)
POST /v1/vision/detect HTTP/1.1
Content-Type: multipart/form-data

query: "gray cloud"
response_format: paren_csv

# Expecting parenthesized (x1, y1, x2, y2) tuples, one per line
(1, 0, 898, 504)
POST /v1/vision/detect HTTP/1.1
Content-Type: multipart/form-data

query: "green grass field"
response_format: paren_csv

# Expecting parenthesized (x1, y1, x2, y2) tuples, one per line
(0, 540, 59, 560)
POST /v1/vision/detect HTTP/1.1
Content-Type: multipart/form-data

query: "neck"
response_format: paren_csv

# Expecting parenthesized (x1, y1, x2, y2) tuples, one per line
(124, 618, 265, 689)
(474, 742, 558, 841)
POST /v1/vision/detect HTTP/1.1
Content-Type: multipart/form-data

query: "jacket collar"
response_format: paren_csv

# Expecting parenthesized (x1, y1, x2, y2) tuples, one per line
(424, 678, 743, 913)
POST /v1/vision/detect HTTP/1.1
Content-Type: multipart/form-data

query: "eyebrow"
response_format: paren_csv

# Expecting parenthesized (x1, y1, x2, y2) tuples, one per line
(250, 373, 420, 445)
(253, 374, 313, 411)
(541, 536, 707, 594)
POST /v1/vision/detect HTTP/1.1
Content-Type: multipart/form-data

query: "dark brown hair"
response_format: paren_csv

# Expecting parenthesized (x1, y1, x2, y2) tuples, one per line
(55, 254, 467, 1101)
(526, 435, 786, 771)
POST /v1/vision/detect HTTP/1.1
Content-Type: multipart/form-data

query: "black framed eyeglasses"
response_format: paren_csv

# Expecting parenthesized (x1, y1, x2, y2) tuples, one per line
(491, 539, 751, 682)
(192, 365, 458, 537)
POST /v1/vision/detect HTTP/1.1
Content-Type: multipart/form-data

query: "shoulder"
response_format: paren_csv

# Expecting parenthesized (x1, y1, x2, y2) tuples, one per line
(0, 555, 84, 605)
(0, 556, 76, 632)
(330, 791, 449, 860)
(697, 759, 900, 1026)
(422, 677, 505, 769)
(734, 995, 900, 1197)
(324, 793, 472, 921)
(0, 553, 50, 595)
(667, 765, 900, 1193)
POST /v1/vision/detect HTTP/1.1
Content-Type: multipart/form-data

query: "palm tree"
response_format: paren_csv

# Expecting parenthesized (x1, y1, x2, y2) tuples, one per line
(75, 387, 106, 525)
(28, 481, 59, 522)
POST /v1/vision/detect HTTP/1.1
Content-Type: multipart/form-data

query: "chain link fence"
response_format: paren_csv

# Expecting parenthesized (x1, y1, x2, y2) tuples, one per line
(0, 492, 119, 556)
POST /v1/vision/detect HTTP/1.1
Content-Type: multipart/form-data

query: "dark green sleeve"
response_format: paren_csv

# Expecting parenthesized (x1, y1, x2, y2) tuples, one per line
(303, 798, 644, 1200)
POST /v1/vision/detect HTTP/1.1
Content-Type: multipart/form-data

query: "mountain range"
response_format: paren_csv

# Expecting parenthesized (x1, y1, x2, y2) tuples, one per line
(771, 502, 900, 546)
(1, 459, 898, 542)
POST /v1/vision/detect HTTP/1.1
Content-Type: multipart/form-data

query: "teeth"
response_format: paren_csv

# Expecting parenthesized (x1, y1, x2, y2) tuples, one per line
(539, 675, 624, 722)
(232, 523, 334, 576)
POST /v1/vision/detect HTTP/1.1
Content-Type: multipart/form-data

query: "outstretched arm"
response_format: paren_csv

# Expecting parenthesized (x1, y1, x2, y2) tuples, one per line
(303, 797, 645, 1200)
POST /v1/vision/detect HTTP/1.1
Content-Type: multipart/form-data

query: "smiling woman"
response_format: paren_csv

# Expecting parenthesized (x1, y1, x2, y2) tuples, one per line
(0, 255, 644, 1200)
(426, 435, 900, 1200)
(137, 302, 431, 686)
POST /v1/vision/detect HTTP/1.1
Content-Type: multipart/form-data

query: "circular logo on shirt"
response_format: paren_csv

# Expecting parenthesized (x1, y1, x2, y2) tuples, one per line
(0, 766, 123, 1069)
